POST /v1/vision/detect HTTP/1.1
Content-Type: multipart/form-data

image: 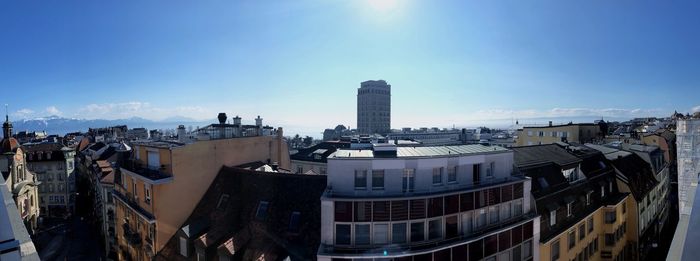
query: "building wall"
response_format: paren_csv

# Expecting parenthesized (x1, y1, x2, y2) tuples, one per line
(357, 80, 391, 135)
(30, 157, 75, 217)
(153, 134, 290, 254)
(319, 150, 538, 260)
(516, 125, 601, 147)
(676, 119, 700, 217)
(539, 196, 631, 261)
(291, 160, 327, 175)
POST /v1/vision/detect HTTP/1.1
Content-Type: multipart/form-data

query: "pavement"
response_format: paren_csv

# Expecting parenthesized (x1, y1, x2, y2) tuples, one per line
(35, 216, 104, 261)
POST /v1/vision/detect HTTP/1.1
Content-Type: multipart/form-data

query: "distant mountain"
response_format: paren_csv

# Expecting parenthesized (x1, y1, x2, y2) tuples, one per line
(11, 116, 212, 135)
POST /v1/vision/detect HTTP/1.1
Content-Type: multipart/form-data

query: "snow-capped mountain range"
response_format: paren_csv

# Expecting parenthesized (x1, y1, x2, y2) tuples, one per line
(11, 115, 212, 135)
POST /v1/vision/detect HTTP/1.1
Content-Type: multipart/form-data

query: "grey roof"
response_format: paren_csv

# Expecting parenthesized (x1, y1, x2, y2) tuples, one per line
(0, 173, 39, 260)
(331, 144, 509, 159)
(511, 144, 581, 168)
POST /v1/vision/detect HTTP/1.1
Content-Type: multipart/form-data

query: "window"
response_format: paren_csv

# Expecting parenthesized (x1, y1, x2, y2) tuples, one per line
(622, 202, 626, 214)
(355, 224, 370, 245)
(586, 191, 592, 205)
(605, 233, 615, 246)
(410, 221, 425, 242)
(605, 211, 616, 224)
(539, 131, 545, 137)
(354, 170, 367, 189)
(373, 224, 389, 244)
(402, 169, 415, 192)
(432, 167, 443, 185)
(179, 237, 189, 257)
(196, 247, 205, 261)
(524, 240, 533, 258)
(446, 215, 458, 238)
(552, 131, 558, 137)
(487, 162, 495, 177)
(335, 224, 351, 245)
(562, 131, 568, 138)
(372, 170, 384, 190)
(501, 202, 512, 220)
(528, 131, 533, 136)
(513, 199, 523, 216)
(448, 166, 458, 183)
(216, 194, 229, 210)
(256, 201, 269, 220)
(473, 164, 481, 184)
(568, 230, 576, 249)
(579, 224, 586, 240)
(588, 217, 594, 233)
(538, 177, 550, 189)
(428, 219, 442, 240)
(476, 209, 487, 229)
(392, 223, 407, 244)
(550, 210, 557, 226)
(296, 166, 303, 174)
(461, 212, 473, 235)
(601, 185, 605, 197)
(144, 184, 151, 204)
(567, 202, 573, 217)
(551, 240, 560, 261)
(489, 206, 499, 224)
(288, 211, 301, 233)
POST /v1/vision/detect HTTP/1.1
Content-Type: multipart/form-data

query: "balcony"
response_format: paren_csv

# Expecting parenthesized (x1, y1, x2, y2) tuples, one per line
(318, 212, 537, 257)
(325, 173, 528, 199)
(119, 159, 173, 184)
(112, 190, 155, 222)
(122, 223, 142, 246)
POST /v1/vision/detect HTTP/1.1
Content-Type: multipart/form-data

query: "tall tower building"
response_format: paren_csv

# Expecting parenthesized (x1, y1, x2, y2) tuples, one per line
(357, 80, 391, 134)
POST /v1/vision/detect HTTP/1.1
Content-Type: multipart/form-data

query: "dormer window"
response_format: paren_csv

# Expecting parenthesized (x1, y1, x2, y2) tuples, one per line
(586, 191, 593, 205)
(550, 210, 557, 226)
(179, 236, 189, 257)
(567, 203, 573, 217)
(256, 201, 269, 220)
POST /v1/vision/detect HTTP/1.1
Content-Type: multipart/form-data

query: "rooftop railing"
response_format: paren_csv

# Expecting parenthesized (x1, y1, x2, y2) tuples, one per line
(325, 171, 527, 199)
(318, 212, 537, 257)
(120, 159, 172, 181)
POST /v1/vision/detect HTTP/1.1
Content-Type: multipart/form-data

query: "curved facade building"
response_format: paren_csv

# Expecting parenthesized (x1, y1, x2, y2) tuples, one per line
(318, 144, 540, 261)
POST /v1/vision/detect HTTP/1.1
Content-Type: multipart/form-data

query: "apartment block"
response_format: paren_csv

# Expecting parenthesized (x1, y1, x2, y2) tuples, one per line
(24, 142, 76, 218)
(113, 115, 290, 261)
(516, 123, 601, 147)
(318, 144, 540, 261)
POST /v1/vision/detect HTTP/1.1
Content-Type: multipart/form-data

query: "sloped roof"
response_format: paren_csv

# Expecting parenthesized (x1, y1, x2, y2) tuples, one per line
(0, 138, 20, 153)
(156, 165, 327, 261)
(609, 153, 658, 201)
(512, 144, 582, 168)
(290, 141, 350, 163)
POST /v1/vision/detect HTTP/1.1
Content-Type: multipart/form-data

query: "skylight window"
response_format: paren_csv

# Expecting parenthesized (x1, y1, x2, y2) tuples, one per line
(538, 177, 550, 189)
(256, 201, 269, 220)
(288, 211, 301, 233)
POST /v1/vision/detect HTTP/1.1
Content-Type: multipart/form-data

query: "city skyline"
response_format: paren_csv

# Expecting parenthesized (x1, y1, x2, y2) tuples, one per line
(2, 1, 700, 135)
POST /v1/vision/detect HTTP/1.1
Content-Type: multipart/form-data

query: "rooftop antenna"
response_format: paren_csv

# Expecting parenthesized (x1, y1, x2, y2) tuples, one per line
(4, 104, 7, 121)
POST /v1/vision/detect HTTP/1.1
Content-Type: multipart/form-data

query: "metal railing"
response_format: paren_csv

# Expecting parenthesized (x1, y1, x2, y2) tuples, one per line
(318, 213, 537, 256)
(326, 172, 527, 199)
(120, 159, 172, 180)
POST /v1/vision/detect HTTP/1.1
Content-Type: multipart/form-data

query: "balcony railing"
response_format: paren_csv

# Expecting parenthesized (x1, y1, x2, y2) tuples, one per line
(122, 223, 142, 246)
(318, 212, 537, 257)
(325, 172, 528, 199)
(113, 190, 156, 222)
(120, 159, 173, 181)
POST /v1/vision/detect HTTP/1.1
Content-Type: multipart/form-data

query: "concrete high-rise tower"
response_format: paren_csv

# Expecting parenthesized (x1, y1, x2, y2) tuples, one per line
(357, 80, 391, 134)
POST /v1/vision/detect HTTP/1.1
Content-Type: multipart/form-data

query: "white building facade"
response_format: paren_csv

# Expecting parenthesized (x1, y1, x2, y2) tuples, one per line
(677, 118, 700, 217)
(318, 144, 540, 261)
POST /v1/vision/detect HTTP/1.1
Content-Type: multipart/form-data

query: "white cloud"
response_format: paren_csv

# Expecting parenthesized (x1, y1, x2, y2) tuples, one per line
(11, 109, 35, 119)
(75, 102, 214, 121)
(45, 106, 62, 116)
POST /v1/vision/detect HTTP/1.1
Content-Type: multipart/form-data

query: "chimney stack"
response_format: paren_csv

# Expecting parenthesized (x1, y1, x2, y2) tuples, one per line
(549, 121, 553, 127)
(217, 113, 227, 124)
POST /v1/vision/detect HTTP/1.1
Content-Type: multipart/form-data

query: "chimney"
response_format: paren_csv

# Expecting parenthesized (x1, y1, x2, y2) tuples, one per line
(233, 116, 242, 126)
(255, 115, 263, 127)
(549, 121, 553, 127)
(217, 113, 227, 124)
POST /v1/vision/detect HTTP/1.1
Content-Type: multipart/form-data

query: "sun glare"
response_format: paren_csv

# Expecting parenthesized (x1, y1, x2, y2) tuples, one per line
(368, 0, 399, 12)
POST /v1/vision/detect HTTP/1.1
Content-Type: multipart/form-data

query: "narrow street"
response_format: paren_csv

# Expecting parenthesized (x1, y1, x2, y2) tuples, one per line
(35, 216, 104, 261)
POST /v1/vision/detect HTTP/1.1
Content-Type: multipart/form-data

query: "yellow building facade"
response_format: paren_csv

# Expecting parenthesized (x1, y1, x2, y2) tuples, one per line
(114, 128, 289, 261)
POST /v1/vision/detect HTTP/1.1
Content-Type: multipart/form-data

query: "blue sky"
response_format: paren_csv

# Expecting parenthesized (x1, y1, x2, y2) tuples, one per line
(2, 1, 700, 135)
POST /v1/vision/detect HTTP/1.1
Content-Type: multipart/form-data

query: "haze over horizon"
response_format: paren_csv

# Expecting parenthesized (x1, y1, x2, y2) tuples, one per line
(2, 1, 700, 136)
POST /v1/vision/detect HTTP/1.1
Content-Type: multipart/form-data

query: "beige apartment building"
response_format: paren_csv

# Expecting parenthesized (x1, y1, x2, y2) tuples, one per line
(113, 116, 290, 261)
(516, 123, 601, 147)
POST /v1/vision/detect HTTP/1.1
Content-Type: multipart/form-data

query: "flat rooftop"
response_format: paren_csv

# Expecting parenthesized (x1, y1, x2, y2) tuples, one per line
(331, 144, 509, 159)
